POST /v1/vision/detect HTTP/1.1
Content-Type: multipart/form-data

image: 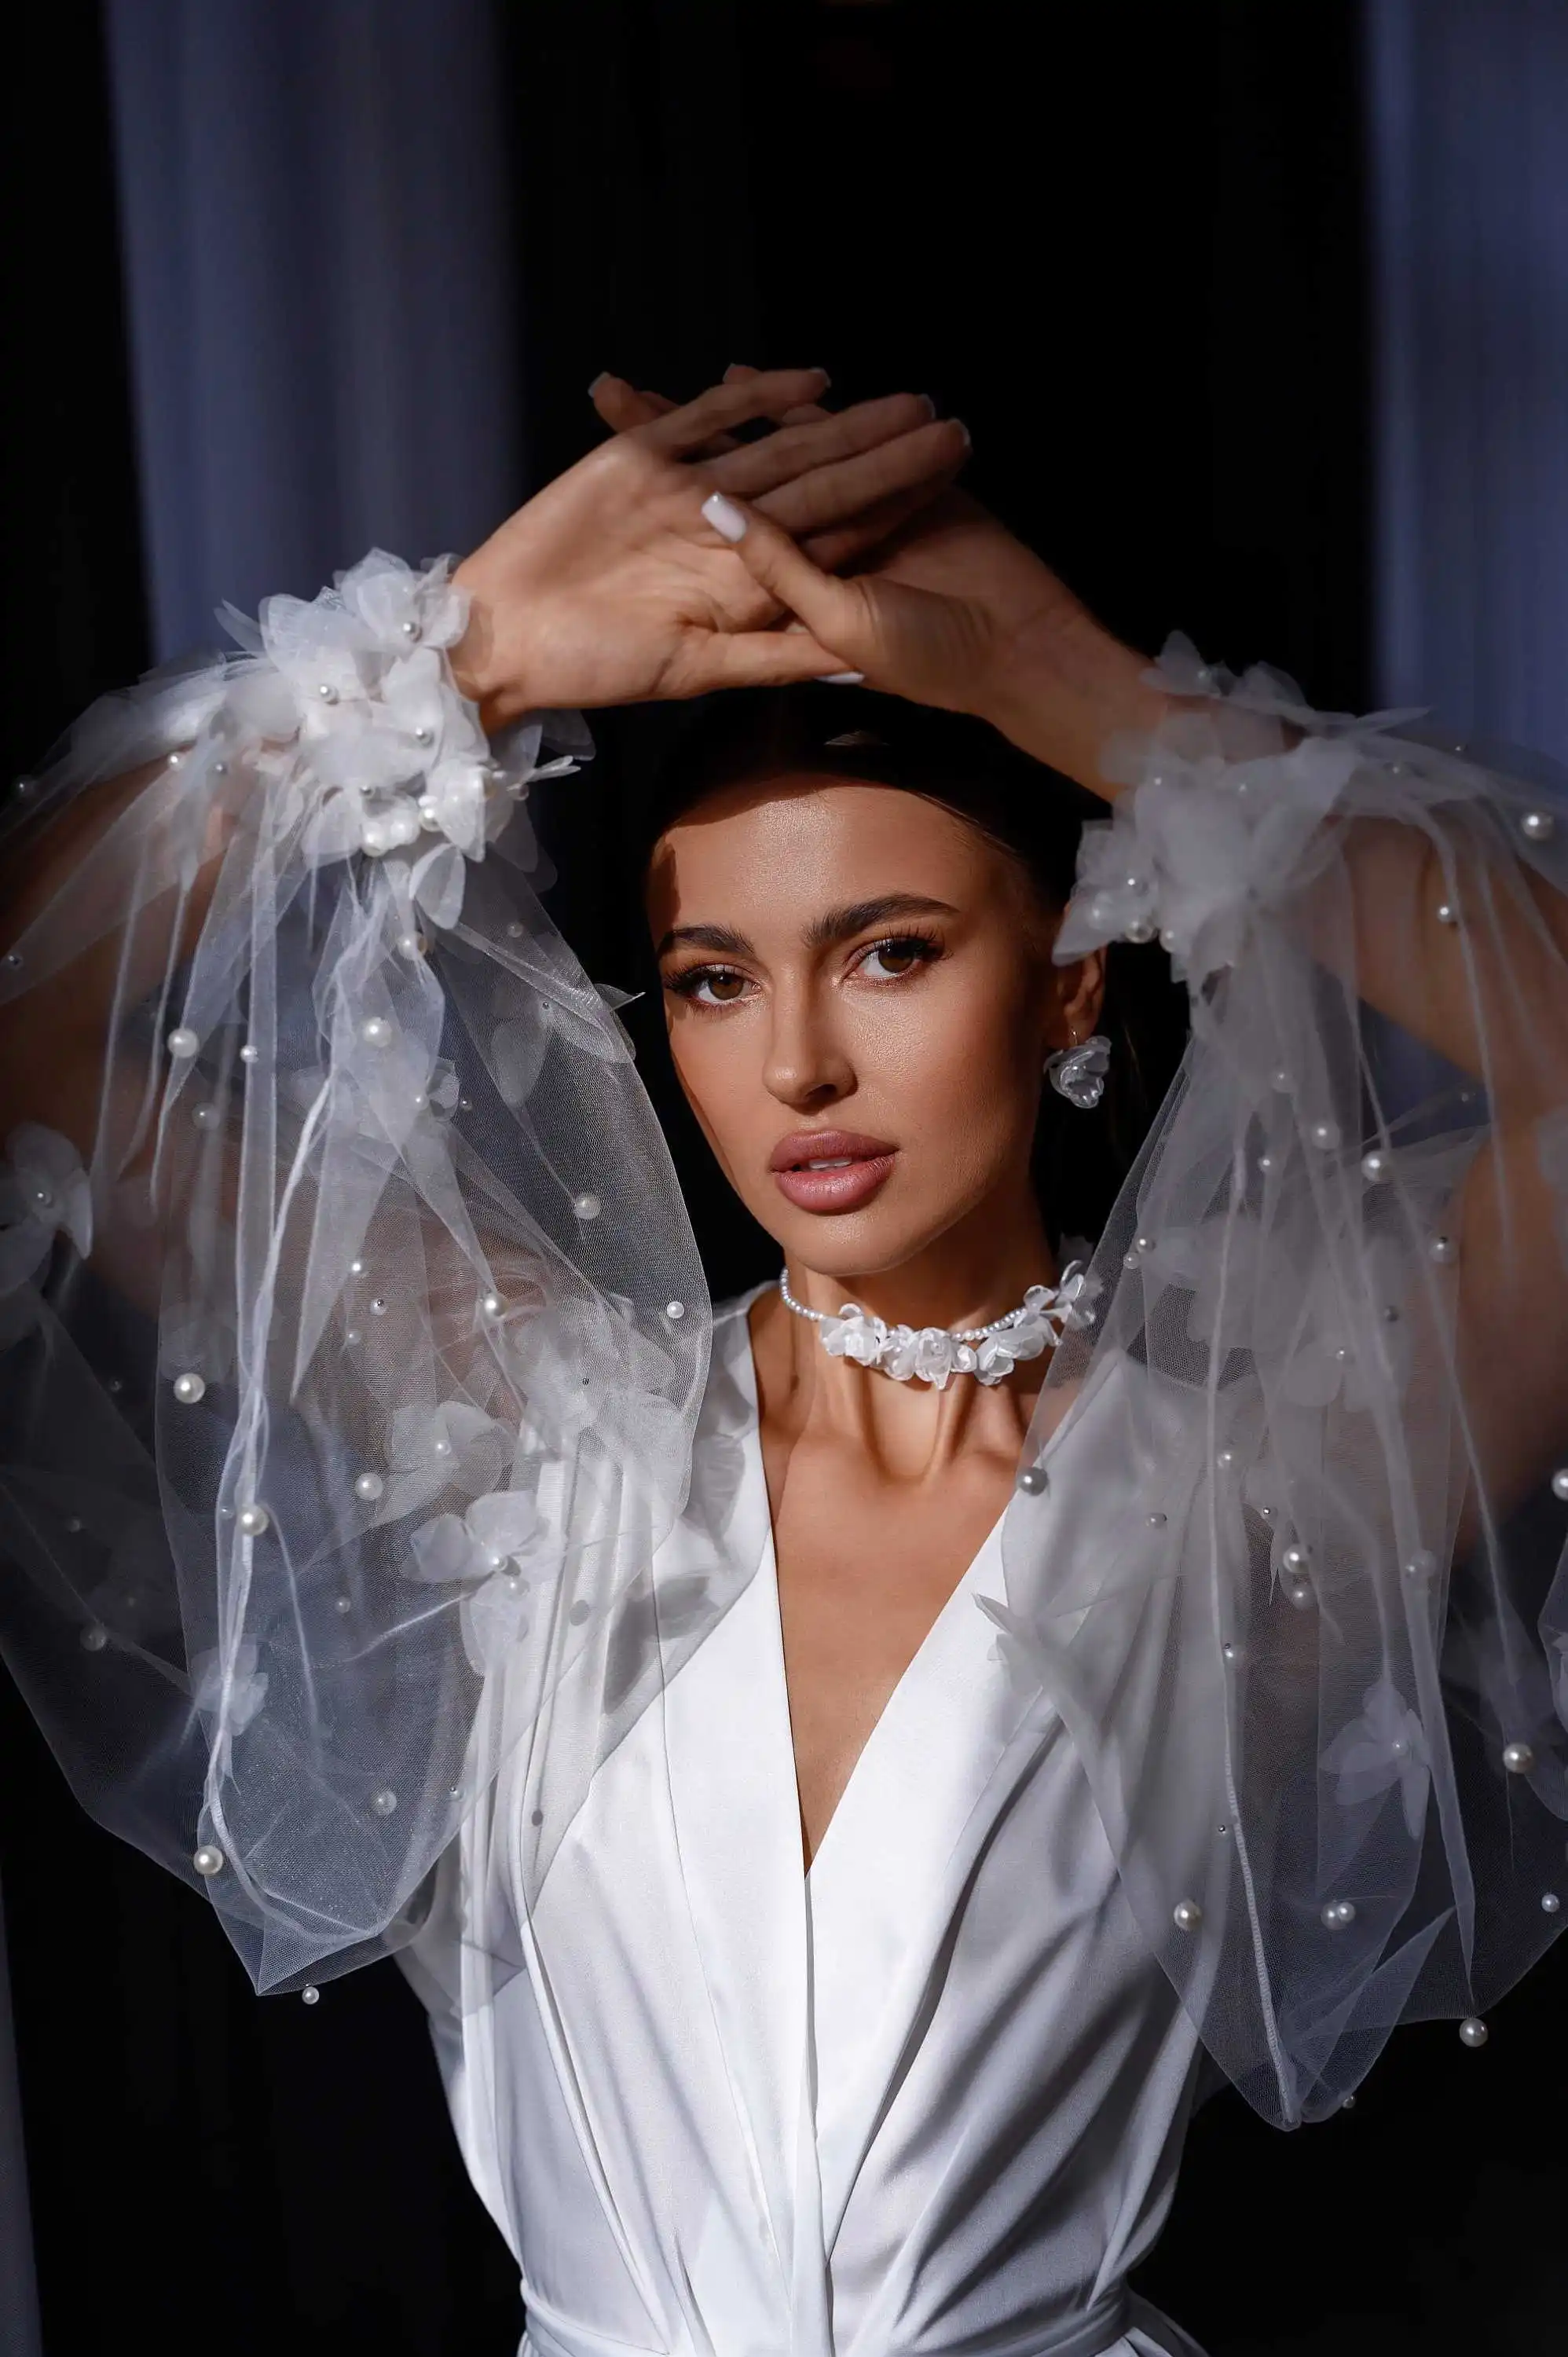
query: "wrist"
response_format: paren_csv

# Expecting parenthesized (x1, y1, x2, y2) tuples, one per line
(450, 550, 535, 735)
(979, 615, 1172, 802)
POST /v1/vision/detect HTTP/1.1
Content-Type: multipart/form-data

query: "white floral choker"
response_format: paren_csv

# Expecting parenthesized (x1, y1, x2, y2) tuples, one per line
(779, 1265, 1101, 1389)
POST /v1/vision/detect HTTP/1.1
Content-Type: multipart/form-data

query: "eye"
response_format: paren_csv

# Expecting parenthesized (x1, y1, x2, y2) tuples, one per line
(852, 933, 941, 982)
(665, 964, 754, 1007)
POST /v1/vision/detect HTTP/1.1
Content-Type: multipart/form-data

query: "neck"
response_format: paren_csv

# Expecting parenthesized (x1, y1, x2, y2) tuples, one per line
(749, 1175, 1059, 1480)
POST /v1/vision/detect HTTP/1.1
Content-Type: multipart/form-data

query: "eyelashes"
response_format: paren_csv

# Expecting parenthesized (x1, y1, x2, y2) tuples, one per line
(664, 933, 943, 1009)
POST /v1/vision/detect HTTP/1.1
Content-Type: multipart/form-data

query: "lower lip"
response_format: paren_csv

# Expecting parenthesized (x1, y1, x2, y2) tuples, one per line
(771, 1155, 896, 1213)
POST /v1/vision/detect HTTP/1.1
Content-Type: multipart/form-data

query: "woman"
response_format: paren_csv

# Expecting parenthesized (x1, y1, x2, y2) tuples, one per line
(1, 366, 1566, 2356)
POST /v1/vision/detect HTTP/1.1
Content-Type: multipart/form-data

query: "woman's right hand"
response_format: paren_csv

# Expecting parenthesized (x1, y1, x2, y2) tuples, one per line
(450, 369, 968, 729)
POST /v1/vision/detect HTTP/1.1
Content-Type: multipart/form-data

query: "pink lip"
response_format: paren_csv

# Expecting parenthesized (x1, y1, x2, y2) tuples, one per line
(769, 1129, 898, 1215)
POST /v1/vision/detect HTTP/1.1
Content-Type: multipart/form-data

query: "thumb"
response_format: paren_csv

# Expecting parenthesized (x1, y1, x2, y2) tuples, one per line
(699, 492, 870, 679)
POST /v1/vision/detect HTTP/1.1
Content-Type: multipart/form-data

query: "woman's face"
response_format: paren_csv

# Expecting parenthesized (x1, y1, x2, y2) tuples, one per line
(647, 772, 1102, 1282)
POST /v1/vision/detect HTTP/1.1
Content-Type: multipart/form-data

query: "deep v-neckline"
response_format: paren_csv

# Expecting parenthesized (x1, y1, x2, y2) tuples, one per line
(731, 1292, 1007, 1879)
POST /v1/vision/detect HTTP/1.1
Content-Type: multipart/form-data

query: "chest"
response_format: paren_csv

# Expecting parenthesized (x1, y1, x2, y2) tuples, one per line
(759, 1428, 1013, 1864)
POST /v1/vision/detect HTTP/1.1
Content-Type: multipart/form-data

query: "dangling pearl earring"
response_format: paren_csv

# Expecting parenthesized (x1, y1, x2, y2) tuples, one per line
(1044, 1032, 1112, 1111)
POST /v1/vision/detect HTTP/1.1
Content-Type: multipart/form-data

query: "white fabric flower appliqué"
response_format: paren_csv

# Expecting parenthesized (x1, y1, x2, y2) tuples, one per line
(190, 1639, 269, 1735)
(408, 1490, 555, 1676)
(376, 1401, 515, 1523)
(241, 552, 580, 909)
(0, 1123, 93, 1297)
(1320, 1677, 1431, 1839)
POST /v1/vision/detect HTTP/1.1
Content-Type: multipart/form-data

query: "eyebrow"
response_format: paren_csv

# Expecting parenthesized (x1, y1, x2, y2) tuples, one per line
(655, 894, 959, 962)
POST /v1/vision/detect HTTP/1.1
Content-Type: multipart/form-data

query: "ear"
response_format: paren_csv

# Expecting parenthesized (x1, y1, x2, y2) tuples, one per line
(1043, 948, 1106, 1049)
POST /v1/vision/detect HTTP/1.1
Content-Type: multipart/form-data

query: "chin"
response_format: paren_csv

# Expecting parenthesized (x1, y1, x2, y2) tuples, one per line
(763, 1200, 956, 1284)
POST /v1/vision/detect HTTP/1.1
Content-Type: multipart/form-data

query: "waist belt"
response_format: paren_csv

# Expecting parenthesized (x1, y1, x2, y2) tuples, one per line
(522, 2284, 1165, 2357)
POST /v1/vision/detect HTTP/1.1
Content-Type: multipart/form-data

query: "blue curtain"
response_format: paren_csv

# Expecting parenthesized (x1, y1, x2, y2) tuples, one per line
(1366, 0, 1568, 759)
(103, 0, 525, 661)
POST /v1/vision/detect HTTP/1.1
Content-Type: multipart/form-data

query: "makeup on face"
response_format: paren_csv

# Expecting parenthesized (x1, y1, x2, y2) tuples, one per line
(768, 1128, 898, 1215)
(648, 775, 1094, 1284)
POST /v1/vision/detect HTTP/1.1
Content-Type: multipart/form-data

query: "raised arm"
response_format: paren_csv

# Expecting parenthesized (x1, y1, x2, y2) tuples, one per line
(683, 462, 1568, 2120)
(0, 370, 969, 1997)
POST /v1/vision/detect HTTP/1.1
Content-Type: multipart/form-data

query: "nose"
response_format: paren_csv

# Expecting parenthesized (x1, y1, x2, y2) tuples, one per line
(762, 979, 855, 1113)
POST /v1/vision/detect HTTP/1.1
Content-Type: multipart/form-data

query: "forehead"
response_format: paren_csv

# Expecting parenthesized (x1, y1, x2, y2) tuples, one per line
(646, 773, 1005, 932)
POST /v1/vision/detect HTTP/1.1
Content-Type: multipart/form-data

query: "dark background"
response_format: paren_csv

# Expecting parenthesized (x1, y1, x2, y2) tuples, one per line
(2, 2, 1563, 2352)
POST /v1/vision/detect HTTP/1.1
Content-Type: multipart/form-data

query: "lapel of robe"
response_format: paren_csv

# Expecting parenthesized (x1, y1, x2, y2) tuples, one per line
(658, 1312, 822, 2315)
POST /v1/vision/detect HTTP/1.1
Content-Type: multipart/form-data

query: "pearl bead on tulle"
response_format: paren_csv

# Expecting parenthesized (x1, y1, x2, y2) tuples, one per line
(1017, 1466, 1047, 1495)
(1542, 1893, 1562, 1915)
(572, 1192, 601, 1221)
(1172, 1900, 1203, 1932)
(167, 1026, 199, 1058)
(1458, 2016, 1489, 2047)
(1552, 1469, 1568, 1501)
(360, 1016, 393, 1049)
(371, 1788, 397, 1816)
(172, 1372, 206, 1404)
(193, 1845, 225, 1877)
(79, 1625, 108, 1651)
(1321, 1900, 1357, 1930)
(1429, 1234, 1458, 1265)
(239, 1043, 259, 1063)
(1520, 809, 1555, 843)
(665, 1300, 686, 1321)
(236, 1504, 270, 1538)
(302, 1985, 320, 2005)
(354, 1472, 383, 1501)
(1502, 1741, 1535, 1775)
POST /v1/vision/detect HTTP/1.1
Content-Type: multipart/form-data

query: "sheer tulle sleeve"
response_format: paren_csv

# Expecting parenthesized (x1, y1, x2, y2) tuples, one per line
(999, 639, 1568, 2124)
(0, 552, 709, 1996)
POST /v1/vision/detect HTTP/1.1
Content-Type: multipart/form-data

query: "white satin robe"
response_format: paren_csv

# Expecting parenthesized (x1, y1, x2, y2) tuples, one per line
(403, 1292, 1209, 2357)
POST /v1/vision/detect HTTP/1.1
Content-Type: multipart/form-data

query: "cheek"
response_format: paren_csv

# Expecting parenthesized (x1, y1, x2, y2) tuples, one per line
(665, 1014, 761, 1168)
(866, 965, 1042, 1145)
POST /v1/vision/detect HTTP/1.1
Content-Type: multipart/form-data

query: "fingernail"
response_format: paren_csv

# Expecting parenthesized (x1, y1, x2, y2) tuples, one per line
(588, 372, 616, 395)
(702, 492, 748, 543)
(819, 671, 865, 686)
(916, 394, 938, 418)
(953, 419, 973, 448)
(811, 368, 833, 387)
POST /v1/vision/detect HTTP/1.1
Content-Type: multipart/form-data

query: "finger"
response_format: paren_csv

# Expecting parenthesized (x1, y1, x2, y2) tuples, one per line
(698, 492, 871, 672)
(708, 392, 938, 501)
(589, 374, 662, 431)
(759, 416, 969, 538)
(687, 626, 861, 691)
(592, 374, 745, 458)
(643, 368, 831, 455)
(800, 482, 943, 574)
(724, 361, 826, 429)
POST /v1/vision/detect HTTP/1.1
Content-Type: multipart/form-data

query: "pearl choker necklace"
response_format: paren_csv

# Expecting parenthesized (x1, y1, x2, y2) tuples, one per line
(779, 1263, 1101, 1390)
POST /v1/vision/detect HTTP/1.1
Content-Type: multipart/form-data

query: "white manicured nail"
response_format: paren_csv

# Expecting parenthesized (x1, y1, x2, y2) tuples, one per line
(702, 492, 748, 543)
(819, 671, 865, 685)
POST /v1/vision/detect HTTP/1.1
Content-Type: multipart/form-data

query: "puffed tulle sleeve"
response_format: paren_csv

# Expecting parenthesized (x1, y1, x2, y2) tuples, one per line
(0, 553, 709, 1995)
(998, 639, 1568, 2124)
